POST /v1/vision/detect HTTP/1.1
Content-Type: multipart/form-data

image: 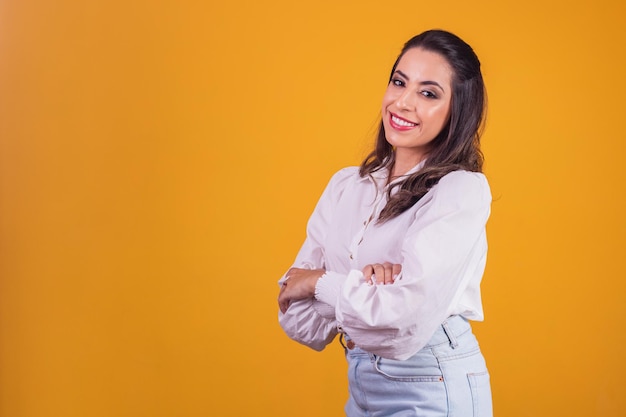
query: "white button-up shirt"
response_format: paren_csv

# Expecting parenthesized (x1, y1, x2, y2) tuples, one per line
(278, 164, 491, 360)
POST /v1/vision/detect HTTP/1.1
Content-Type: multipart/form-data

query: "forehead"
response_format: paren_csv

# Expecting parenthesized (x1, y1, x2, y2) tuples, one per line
(396, 48, 453, 85)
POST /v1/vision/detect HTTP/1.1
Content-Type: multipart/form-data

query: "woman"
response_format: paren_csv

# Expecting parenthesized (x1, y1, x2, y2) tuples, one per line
(277, 29, 493, 417)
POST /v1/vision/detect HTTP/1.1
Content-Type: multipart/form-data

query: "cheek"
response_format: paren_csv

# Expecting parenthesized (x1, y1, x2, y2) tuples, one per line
(381, 89, 396, 110)
(431, 104, 451, 126)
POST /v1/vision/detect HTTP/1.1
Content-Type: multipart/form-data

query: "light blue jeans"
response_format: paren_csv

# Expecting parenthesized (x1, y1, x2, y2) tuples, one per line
(343, 316, 492, 417)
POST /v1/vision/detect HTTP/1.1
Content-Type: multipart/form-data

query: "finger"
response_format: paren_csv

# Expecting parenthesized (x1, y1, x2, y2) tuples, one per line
(278, 281, 288, 312)
(278, 289, 289, 313)
(373, 264, 385, 285)
(361, 264, 375, 285)
(392, 263, 402, 281)
(381, 262, 394, 284)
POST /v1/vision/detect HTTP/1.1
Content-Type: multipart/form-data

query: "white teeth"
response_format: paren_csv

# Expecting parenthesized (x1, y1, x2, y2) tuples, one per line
(392, 115, 417, 127)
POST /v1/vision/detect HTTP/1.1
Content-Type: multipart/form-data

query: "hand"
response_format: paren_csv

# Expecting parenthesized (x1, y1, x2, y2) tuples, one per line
(278, 268, 325, 314)
(362, 262, 401, 285)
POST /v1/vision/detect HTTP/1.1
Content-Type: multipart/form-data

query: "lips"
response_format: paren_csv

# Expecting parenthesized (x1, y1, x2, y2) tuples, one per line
(389, 113, 418, 131)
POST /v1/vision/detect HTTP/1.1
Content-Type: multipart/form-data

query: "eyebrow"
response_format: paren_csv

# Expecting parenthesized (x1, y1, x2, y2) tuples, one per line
(395, 70, 446, 93)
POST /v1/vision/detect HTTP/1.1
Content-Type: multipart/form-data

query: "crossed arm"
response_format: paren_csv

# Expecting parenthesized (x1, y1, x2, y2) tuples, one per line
(277, 263, 402, 314)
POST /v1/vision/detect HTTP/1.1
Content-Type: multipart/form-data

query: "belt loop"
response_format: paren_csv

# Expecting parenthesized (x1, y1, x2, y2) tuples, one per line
(442, 318, 459, 349)
(339, 333, 347, 350)
(340, 333, 356, 350)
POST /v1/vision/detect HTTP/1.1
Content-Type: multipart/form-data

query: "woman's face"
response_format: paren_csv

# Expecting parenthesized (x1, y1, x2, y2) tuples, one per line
(381, 47, 453, 163)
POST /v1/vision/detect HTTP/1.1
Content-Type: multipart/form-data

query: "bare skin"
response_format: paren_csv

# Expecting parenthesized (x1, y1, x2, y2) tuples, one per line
(278, 263, 402, 314)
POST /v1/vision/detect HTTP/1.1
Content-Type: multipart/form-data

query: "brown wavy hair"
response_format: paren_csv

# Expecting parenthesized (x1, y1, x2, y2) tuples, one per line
(360, 29, 487, 223)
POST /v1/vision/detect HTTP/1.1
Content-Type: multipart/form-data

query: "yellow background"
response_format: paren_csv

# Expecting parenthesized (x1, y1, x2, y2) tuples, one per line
(1, 0, 625, 416)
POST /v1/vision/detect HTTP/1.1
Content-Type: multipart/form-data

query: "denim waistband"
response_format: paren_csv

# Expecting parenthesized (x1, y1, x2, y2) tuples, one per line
(424, 315, 471, 348)
(341, 315, 471, 352)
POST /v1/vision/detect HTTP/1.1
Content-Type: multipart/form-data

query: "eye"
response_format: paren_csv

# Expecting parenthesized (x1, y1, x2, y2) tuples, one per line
(391, 78, 405, 87)
(420, 90, 438, 99)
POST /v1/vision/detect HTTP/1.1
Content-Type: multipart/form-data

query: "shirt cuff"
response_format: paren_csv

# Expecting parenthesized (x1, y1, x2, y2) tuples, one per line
(314, 270, 348, 307)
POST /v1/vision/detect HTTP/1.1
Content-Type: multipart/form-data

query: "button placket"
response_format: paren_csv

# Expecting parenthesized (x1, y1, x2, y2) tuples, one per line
(348, 190, 386, 266)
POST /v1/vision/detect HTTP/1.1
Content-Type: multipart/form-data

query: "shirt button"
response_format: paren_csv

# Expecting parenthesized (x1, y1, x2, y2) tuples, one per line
(349, 253, 353, 260)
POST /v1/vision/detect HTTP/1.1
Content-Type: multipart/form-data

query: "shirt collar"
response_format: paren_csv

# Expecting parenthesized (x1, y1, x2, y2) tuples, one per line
(358, 159, 427, 186)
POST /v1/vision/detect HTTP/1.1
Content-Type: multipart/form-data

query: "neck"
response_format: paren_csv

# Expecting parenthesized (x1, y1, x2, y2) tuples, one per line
(391, 150, 425, 178)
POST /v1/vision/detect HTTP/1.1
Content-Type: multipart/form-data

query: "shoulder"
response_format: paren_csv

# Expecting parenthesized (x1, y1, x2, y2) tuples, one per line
(431, 171, 491, 207)
(325, 166, 361, 191)
(329, 166, 360, 182)
(313, 166, 361, 215)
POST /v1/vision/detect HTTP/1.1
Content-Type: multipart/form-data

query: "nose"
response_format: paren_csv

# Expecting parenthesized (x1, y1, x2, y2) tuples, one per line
(395, 88, 416, 111)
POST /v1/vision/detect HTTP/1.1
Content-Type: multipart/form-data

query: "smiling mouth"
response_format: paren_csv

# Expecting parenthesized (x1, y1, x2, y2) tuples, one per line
(389, 113, 418, 129)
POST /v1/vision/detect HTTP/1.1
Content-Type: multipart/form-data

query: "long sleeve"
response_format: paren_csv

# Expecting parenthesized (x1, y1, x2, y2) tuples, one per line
(277, 167, 357, 351)
(314, 171, 491, 360)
